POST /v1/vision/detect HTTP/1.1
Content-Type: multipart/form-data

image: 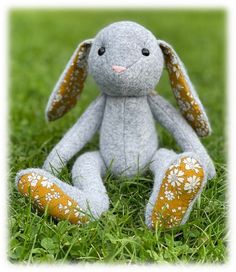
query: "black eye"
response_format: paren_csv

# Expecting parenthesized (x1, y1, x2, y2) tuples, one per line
(98, 47, 105, 56)
(142, 48, 150, 56)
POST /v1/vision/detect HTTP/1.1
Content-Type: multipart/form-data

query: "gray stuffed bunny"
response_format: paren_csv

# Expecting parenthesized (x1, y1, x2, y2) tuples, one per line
(16, 21, 216, 229)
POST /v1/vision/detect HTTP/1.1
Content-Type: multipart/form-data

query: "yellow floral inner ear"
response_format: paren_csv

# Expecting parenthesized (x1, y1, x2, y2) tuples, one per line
(151, 157, 204, 228)
(160, 43, 211, 137)
(47, 41, 92, 121)
(18, 173, 88, 224)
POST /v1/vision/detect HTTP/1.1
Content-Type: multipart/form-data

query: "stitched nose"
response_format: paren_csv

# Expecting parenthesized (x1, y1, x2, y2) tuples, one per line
(112, 65, 127, 73)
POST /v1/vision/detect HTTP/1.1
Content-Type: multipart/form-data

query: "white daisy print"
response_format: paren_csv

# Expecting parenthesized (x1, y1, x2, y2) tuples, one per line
(34, 195, 43, 208)
(74, 205, 82, 218)
(171, 56, 178, 65)
(167, 62, 173, 71)
(184, 176, 201, 193)
(196, 127, 208, 137)
(64, 208, 70, 214)
(186, 91, 193, 98)
(199, 119, 207, 127)
(58, 203, 69, 214)
(178, 100, 191, 112)
(183, 157, 201, 173)
(27, 173, 41, 187)
(161, 203, 170, 210)
(167, 169, 184, 187)
(186, 113, 194, 122)
(176, 83, 184, 91)
(41, 177, 53, 188)
(169, 160, 181, 170)
(164, 190, 175, 201)
(58, 200, 73, 215)
(53, 192, 60, 199)
(74, 211, 80, 218)
(45, 193, 53, 202)
(169, 216, 181, 226)
(56, 105, 66, 116)
(172, 66, 180, 78)
(173, 88, 181, 99)
(197, 114, 204, 121)
(163, 48, 170, 55)
(55, 93, 62, 101)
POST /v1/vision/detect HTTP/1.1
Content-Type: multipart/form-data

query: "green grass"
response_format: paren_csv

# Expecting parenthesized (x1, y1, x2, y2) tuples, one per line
(8, 9, 227, 263)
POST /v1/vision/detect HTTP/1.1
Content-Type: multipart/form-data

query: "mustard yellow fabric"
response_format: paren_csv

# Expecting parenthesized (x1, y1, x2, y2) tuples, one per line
(151, 157, 204, 228)
(47, 42, 91, 121)
(160, 43, 211, 137)
(18, 173, 88, 224)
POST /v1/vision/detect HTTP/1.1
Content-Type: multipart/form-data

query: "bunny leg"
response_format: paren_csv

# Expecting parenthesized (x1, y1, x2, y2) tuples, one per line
(71, 151, 109, 219)
(15, 151, 109, 224)
(145, 148, 207, 229)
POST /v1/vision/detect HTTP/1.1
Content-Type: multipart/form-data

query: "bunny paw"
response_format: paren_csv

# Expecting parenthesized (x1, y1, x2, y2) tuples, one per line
(16, 169, 88, 224)
(151, 156, 205, 228)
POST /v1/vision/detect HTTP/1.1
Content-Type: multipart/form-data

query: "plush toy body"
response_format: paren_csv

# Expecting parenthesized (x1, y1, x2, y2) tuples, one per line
(16, 21, 216, 228)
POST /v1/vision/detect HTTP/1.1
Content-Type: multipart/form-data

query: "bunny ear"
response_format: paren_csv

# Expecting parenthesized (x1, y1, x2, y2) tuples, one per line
(158, 40, 211, 137)
(46, 39, 93, 121)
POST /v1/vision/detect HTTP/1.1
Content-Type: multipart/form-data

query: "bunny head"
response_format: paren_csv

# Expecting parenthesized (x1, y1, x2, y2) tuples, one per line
(88, 21, 164, 97)
(46, 21, 211, 137)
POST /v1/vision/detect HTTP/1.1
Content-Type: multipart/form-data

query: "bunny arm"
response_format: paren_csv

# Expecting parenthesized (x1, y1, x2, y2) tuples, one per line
(147, 94, 216, 179)
(43, 94, 106, 174)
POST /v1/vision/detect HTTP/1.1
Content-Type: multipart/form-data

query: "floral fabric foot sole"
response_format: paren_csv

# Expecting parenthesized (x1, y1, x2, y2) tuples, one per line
(151, 156, 205, 228)
(17, 171, 88, 224)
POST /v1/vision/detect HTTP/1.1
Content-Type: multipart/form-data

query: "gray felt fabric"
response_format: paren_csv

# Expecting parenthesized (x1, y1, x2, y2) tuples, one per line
(43, 94, 106, 174)
(45, 39, 93, 121)
(71, 151, 109, 218)
(100, 95, 157, 177)
(145, 148, 177, 228)
(88, 21, 164, 97)
(158, 39, 212, 136)
(16, 21, 216, 228)
(72, 151, 106, 190)
(145, 149, 206, 228)
(16, 154, 109, 219)
(147, 93, 216, 179)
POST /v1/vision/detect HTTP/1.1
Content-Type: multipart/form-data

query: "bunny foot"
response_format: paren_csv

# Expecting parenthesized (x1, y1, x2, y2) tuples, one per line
(147, 153, 206, 229)
(16, 168, 88, 224)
